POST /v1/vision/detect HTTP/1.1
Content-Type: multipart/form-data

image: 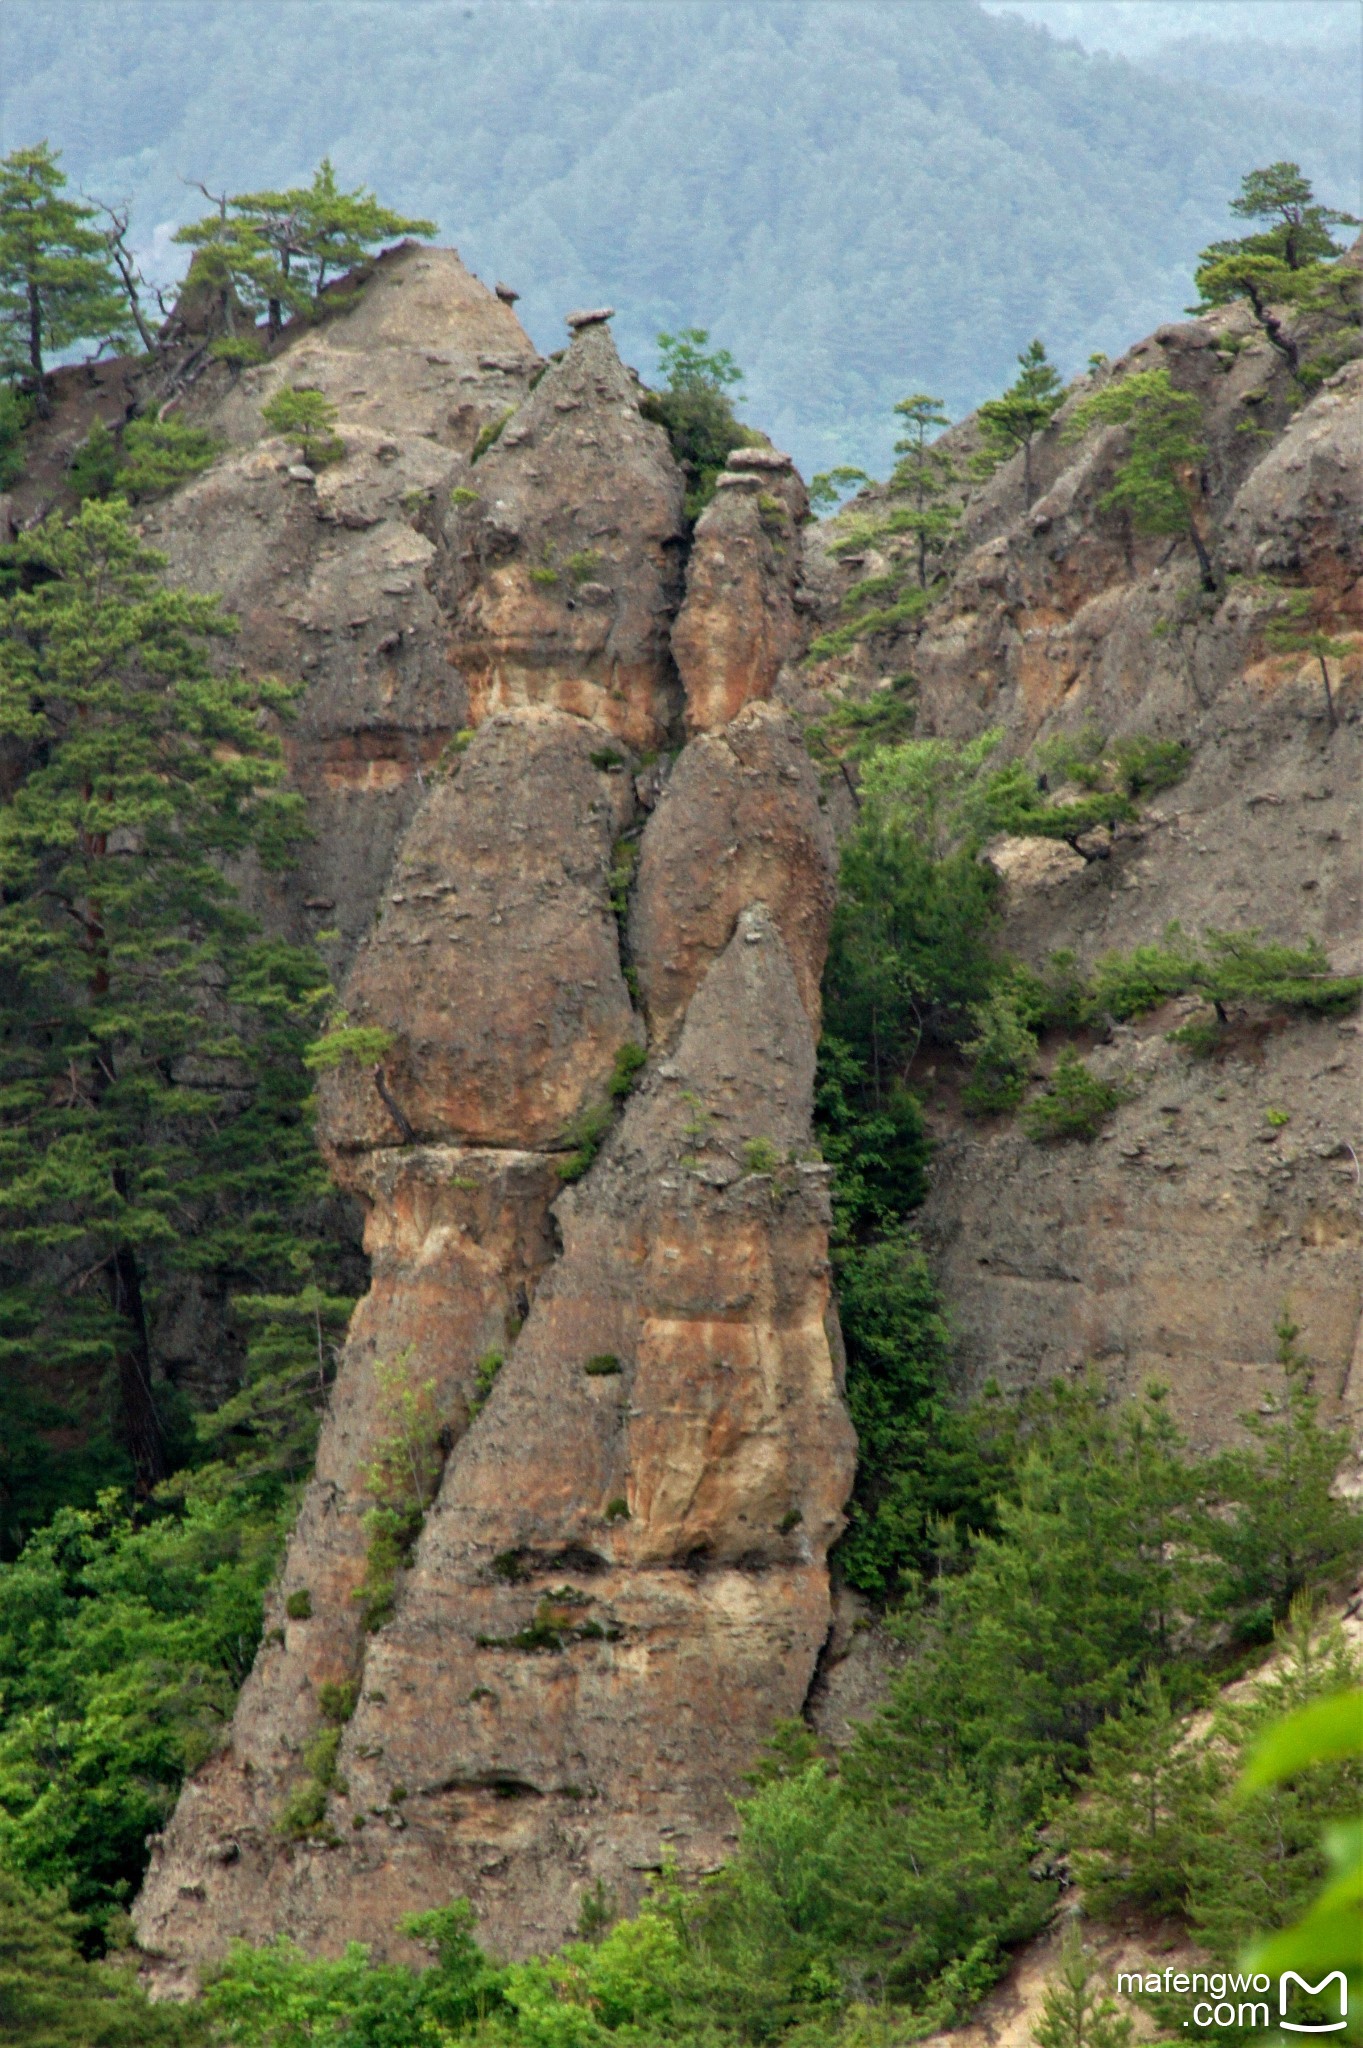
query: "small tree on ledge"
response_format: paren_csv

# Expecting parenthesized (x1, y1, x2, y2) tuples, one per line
(1064, 368, 1216, 593)
(977, 337, 1065, 505)
(262, 385, 345, 467)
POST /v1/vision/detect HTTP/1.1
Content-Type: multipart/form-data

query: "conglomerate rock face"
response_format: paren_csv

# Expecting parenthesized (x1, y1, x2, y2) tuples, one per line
(134, 258, 853, 1985)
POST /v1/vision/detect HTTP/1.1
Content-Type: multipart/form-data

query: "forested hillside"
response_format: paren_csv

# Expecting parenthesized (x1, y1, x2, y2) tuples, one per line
(1, 0, 1360, 473)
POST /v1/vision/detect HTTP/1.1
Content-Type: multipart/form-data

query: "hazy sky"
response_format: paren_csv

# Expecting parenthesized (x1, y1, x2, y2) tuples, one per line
(982, 1, 1360, 53)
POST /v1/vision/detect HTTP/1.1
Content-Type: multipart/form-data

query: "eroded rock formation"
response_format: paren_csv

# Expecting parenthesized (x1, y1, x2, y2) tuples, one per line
(134, 260, 853, 1985)
(800, 303, 1363, 1457)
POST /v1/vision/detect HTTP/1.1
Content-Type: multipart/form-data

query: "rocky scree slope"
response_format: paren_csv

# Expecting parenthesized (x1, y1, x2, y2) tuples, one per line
(128, 252, 854, 1981)
(798, 288, 1363, 1464)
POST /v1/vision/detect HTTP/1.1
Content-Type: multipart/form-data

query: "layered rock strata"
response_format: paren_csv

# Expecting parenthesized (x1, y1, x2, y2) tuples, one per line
(135, 290, 853, 1984)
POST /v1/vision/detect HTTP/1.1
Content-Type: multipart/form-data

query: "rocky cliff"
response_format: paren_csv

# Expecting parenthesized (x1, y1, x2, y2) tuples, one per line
(801, 299, 1362, 1454)
(129, 249, 854, 1983)
(117, 240, 1362, 1980)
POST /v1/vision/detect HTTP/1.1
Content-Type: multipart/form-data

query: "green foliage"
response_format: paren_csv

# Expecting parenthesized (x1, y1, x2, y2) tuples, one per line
(833, 1232, 994, 1599)
(0, 499, 342, 1501)
(356, 1356, 443, 1633)
(0, 383, 30, 486)
(1198, 1319, 1363, 1644)
(1263, 586, 1351, 729)
(470, 1350, 503, 1417)
(740, 1138, 782, 1176)
(165, 1362, 1362, 2046)
(471, 407, 515, 461)
(888, 392, 960, 587)
(1032, 1924, 1134, 2048)
(71, 416, 221, 504)
(976, 338, 1065, 504)
(1020, 1049, 1128, 1141)
(205, 1902, 508, 2046)
(977, 758, 1136, 852)
(302, 1022, 395, 1073)
(608, 1041, 646, 1099)
(68, 419, 122, 500)
(826, 743, 1002, 1063)
(1192, 164, 1359, 380)
(1227, 162, 1357, 269)
(1238, 1666, 1363, 2030)
(0, 1489, 283, 1940)
(960, 992, 1038, 1115)
(209, 334, 267, 369)
(803, 682, 918, 768)
(656, 327, 743, 392)
(1034, 724, 1190, 800)
(555, 1102, 613, 1184)
(807, 591, 931, 659)
(260, 386, 343, 466)
(1065, 367, 1216, 589)
(174, 157, 435, 341)
(1077, 1608, 1363, 1989)
(117, 417, 221, 499)
(564, 549, 603, 584)
(0, 143, 130, 391)
(583, 1355, 621, 1377)
(1085, 925, 1362, 1041)
(0, 1867, 190, 2044)
(809, 465, 872, 512)
(642, 327, 757, 517)
(607, 836, 637, 925)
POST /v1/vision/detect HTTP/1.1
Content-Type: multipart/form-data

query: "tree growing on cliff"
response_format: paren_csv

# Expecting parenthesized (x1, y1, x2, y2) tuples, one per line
(1264, 588, 1349, 731)
(175, 160, 436, 340)
(262, 385, 345, 466)
(641, 327, 757, 517)
(889, 392, 960, 586)
(977, 338, 1066, 505)
(0, 499, 336, 1498)
(0, 144, 130, 412)
(1192, 163, 1359, 374)
(1064, 368, 1216, 592)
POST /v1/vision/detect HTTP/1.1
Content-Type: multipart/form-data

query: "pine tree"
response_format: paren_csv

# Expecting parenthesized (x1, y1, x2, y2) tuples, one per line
(1192, 163, 1358, 373)
(978, 338, 1065, 504)
(1264, 588, 1349, 731)
(890, 393, 959, 586)
(0, 500, 335, 1497)
(0, 144, 131, 413)
(1064, 368, 1215, 591)
(1200, 1317, 1363, 1643)
(0, 1868, 189, 2044)
(175, 160, 436, 340)
(1070, 1670, 1216, 1917)
(1033, 1923, 1134, 2048)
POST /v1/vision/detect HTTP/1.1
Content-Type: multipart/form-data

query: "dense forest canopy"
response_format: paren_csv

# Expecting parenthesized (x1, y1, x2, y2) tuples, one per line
(0, 0, 1359, 472)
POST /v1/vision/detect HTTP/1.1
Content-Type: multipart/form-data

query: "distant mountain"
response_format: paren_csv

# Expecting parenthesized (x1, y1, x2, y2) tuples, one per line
(1, 0, 1359, 474)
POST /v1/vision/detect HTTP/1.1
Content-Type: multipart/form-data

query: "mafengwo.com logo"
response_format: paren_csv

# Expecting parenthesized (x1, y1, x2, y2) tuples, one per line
(1117, 1968, 1349, 2033)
